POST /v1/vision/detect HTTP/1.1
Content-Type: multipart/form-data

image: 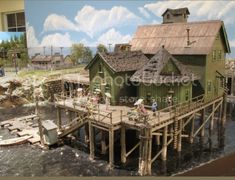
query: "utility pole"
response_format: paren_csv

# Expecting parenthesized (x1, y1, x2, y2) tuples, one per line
(43, 46, 46, 55)
(34, 88, 44, 146)
(51, 45, 53, 56)
(60, 47, 63, 55)
(108, 43, 112, 52)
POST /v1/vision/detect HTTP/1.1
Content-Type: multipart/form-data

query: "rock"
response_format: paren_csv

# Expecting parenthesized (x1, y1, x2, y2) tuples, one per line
(12, 88, 24, 97)
(0, 82, 10, 89)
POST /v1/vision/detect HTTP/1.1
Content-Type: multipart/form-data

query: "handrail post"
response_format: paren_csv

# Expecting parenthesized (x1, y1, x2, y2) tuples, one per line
(98, 103, 100, 121)
(120, 110, 123, 122)
(158, 111, 160, 122)
(110, 112, 113, 125)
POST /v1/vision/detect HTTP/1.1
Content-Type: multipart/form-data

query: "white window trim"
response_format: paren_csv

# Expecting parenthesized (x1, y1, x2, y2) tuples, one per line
(3, 10, 25, 32)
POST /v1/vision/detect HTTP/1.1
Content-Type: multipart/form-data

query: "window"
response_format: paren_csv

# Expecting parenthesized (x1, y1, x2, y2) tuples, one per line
(167, 14, 170, 19)
(105, 84, 111, 93)
(218, 50, 222, 60)
(207, 81, 212, 93)
(185, 89, 189, 101)
(220, 78, 224, 88)
(98, 63, 103, 73)
(212, 50, 216, 61)
(6, 12, 25, 32)
(146, 93, 152, 104)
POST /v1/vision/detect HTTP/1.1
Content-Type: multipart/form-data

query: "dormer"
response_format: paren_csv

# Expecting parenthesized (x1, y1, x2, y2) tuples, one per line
(162, 7, 190, 24)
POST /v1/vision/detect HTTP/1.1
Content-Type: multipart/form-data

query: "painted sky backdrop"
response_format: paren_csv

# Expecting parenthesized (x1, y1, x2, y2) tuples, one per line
(25, 0, 235, 57)
(0, 32, 24, 43)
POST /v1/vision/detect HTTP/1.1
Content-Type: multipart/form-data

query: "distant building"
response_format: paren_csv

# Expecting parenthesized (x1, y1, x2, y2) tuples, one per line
(162, 7, 190, 24)
(31, 54, 73, 70)
(64, 55, 73, 66)
(0, 0, 25, 32)
(114, 43, 131, 53)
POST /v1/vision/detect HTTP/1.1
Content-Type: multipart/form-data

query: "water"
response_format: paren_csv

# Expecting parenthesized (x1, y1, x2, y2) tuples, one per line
(0, 103, 235, 176)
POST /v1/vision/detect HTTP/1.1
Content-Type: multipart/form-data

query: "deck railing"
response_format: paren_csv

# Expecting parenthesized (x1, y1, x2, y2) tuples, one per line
(54, 92, 114, 125)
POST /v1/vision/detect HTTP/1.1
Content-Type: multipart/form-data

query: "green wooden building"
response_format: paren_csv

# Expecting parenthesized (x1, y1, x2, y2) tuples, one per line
(86, 8, 231, 107)
(85, 51, 149, 105)
(130, 47, 200, 108)
(130, 10, 231, 101)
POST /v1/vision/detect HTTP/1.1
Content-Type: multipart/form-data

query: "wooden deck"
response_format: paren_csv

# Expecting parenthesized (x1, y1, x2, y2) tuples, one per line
(53, 93, 227, 175)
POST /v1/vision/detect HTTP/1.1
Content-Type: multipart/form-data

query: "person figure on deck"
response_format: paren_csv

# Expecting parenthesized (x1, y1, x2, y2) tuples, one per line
(151, 99, 158, 116)
(105, 93, 111, 110)
(167, 95, 173, 107)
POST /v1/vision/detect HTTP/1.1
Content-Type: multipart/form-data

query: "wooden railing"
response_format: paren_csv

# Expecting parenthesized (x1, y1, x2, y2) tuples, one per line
(54, 92, 114, 125)
(134, 94, 224, 124)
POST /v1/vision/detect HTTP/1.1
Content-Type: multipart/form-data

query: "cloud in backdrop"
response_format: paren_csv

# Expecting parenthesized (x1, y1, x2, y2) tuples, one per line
(25, 0, 235, 57)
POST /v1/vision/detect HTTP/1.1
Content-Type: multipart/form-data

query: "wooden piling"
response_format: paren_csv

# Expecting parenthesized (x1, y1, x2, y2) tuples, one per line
(200, 109, 205, 144)
(121, 125, 126, 163)
(155, 135, 160, 146)
(109, 127, 114, 169)
(173, 119, 178, 149)
(68, 110, 73, 123)
(101, 130, 107, 155)
(89, 120, 95, 160)
(161, 126, 168, 161)
(56, 107, 62, 130)
(138, 126, 152, 176)
(84, 123, 89, 144)
(189, 116, 195, 143)
(177, 119, 182, 152)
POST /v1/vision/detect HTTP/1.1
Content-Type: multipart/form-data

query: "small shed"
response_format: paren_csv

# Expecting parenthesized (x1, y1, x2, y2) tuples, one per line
(42, 120, 58, 145)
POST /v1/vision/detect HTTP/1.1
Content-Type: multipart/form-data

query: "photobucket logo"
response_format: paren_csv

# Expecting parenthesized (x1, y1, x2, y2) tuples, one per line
(91, 73, 198, 87)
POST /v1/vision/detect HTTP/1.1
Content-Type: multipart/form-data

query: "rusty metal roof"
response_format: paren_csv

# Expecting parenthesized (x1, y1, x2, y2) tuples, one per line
(130, 20, 230, 55)
(130, 47, 200, 84)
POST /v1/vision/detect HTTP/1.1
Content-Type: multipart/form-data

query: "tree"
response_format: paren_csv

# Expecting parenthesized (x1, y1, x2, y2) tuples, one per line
(0, 33, 28, 67)
(71, 43, 93, 64)
(83, 47, 93, 63)
(97, 44, 108, 53)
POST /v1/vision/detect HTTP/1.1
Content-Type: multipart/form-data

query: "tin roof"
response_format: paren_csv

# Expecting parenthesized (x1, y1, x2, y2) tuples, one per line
(62, 73, 90, 85)
(42, 120, 58, 131)
(130, 20, 230, 55)
(31, 54, 64, 63)
(85, 51, 149, 73)
(130, 47, 200, 84)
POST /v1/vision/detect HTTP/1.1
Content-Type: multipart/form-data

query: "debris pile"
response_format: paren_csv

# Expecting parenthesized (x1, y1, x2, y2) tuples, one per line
(0, 77, 46, 108)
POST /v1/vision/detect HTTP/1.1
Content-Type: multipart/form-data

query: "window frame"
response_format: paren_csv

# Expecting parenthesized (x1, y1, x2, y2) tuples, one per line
(218, 50, 222, 60)
(185, 89, 189, 101)
(212, 50, 216, 61)
(4, 11, 25, 32)
(207, 81, 212, 93)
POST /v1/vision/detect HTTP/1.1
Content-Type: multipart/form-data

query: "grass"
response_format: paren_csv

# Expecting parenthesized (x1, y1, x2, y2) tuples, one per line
(18, 64, 87, 78)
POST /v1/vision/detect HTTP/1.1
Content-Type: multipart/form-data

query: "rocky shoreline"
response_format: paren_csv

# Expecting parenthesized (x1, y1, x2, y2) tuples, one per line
(0, 76, 47, 108)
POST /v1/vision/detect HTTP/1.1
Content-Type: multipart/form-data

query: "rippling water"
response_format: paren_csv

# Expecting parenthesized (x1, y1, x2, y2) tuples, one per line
(0, 103, 235, 176)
